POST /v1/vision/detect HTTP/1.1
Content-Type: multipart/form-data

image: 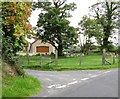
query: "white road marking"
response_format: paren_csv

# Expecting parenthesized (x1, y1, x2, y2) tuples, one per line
(48, 85, 56, 88)
(90, 75, 98, 78)
(46, 78, 53, 81)
(68, 81, 78, 85)
(43, 96, 47, 97)
(56, 85, 67, 88)
(88, 74, 92, 76)
(81, 78, 89, 80)
(103, 71, 111, 74)
(47, 71, 112, 89)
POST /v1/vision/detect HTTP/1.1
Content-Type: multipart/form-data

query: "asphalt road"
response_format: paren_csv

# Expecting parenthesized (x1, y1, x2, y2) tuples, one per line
(25, 68, 118, 97)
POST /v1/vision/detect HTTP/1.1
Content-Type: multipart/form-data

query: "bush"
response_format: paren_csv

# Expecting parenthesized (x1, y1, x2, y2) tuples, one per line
(2, 36, 25, 76)
(2, 36, 18, 66)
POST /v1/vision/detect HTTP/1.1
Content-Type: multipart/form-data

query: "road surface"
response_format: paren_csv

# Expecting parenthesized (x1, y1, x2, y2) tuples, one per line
(25, 68, 118, 97)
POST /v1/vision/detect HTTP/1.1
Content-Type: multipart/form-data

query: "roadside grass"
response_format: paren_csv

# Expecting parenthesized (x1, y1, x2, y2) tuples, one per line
(2, 75, 42, 97)
(20, 53, 119, 71)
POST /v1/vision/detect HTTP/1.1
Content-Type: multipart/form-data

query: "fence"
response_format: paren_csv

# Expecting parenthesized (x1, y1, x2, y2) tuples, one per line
(18, 54, 55, 68)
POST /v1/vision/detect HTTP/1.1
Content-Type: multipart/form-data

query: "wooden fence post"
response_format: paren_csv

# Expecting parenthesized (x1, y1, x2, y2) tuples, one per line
(80, 53, 82, 65)
(112, 53, 115, 64)
(102, 49, 106, 65)
(55, 49, 58, 66)
(40, 54, 42, 65)
(26, 43, 30, 64)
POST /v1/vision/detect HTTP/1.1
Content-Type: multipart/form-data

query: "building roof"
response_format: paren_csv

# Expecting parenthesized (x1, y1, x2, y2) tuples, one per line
(31, 39, 38, 45)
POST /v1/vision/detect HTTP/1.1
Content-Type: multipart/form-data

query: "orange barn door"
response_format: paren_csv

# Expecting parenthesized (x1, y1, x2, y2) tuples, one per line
(36, 46, 49, 53)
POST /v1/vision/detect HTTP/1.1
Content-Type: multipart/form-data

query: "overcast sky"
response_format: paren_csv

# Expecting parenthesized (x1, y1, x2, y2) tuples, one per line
(28, 0, 98, 43)
(29, 0, 98, 27)
(29, 0, 118, 44)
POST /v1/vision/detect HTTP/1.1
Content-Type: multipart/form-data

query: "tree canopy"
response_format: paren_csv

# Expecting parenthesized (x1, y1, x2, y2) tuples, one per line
(1, 1, 32, 65)
(34, 0, 78, 56)
(78, 15, 103, 54)
(90, 1, 118, 51)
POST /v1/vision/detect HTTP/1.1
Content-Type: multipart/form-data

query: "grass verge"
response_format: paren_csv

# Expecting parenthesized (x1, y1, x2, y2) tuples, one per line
(2, 75, 42, 97)
(23, 63, 119, 71)
(21, 53, 119, 71)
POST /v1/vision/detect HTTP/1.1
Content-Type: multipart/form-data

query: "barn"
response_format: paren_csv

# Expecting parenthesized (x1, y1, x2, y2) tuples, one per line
(29, 39, 55, 55)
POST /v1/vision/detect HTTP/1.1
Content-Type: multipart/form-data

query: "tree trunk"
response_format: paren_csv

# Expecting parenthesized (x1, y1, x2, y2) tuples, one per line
(102, 24, 112, 51)
(58, 44, 63, 56)
(102, 30, 109, 51)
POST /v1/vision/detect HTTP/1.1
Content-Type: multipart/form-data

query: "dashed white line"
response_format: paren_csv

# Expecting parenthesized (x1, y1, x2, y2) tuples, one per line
(43, 96, 47, 97)
(103, 71, 111, 74)
(68, 81, 78, 85)
(56, 85, 67, 88)
(46, 78, 53, 81)
(73, 79, 76, 80)
(48, 85, 56, 88)
(81, 78, 89, 81)
(48, 71, 112, 89)
(90, 75, 98, 78)
(88, 74, 92, 76)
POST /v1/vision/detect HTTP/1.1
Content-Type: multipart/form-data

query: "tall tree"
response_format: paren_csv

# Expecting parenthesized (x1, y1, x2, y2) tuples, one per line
(1, 2, 32, 65)
(90, 1, 118, 51)
(78, 15, 103, 54)
(34, 0, 78, 56)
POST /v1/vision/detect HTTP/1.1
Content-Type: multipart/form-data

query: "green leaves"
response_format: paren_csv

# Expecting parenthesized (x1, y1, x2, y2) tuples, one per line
(2, 2, 32, 66)
(89, 1, 118, 51)
(35, 0, 78, 56)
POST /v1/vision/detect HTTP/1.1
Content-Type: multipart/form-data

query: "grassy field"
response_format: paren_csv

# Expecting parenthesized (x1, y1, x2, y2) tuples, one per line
(19, 53, 119, 71)
(2, 75, 42, 97)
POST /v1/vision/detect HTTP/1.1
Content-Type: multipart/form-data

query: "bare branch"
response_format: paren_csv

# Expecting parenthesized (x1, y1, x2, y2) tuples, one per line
(53, 0, 66, 7)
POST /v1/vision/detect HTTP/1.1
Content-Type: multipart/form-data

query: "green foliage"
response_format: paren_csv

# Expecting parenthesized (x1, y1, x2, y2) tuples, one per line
(79, 15, 103, 45)
(34, 0, 78, 56)
(78, 15, 103, 54)
(2, 36, 18, 66)
(1, 2, 32, 68)
(2, 36, 27, 76)
(108, 44, 118, 52)
(90, 1, 118, 51)
(1, 2, 32, 37)
(79, 15, 102, 38)
(1, 2, 32, 51)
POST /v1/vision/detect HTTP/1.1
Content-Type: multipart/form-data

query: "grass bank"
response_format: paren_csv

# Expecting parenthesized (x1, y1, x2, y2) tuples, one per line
(20, 53, 119, 71)
(2, 75, 42, 97)
(2, 63, 42, 97)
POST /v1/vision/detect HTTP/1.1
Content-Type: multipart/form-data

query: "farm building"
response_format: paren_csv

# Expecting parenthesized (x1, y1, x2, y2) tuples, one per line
(27, 39, 55, 55)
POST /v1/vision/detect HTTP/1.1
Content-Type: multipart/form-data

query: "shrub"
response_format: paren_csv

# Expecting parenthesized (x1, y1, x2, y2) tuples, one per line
(2, 36, 24, 76)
